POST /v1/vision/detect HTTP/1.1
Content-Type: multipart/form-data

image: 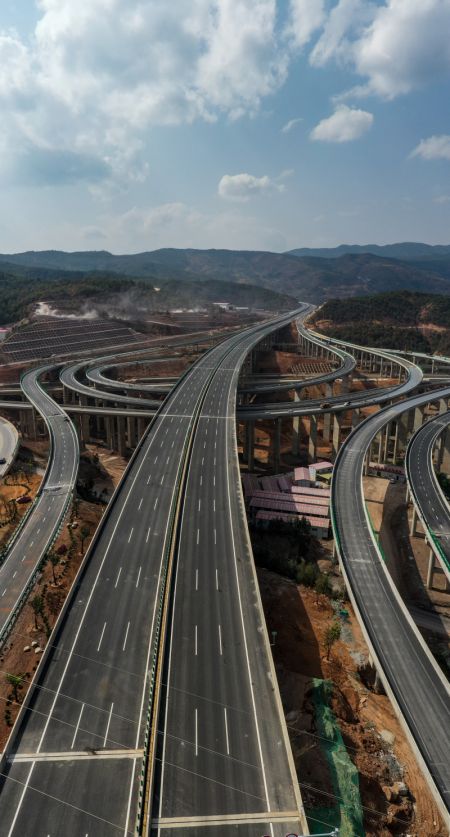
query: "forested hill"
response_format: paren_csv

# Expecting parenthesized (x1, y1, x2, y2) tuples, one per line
(312, 291, 450, 354)
(2, 248, 450, 302)
(0, 268, 296, 326)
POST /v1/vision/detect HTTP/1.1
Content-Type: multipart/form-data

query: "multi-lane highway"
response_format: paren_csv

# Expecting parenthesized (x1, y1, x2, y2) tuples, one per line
(332, 386, 450, 824)
(0, 366, 79, 646)
(0, 310, 306, 837)
(152, 316, 305, 836)
(406, 409, 450, 580)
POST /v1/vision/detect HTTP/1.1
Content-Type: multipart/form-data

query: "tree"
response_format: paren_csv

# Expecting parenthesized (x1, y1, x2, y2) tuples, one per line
(315, 573, 332, 601)
(6, 673, 24, 703)
(29, 594, 44, 630)
(324, 621, 341, 661)
(48, 552, 59, 585)
(80, 526, 90, 555)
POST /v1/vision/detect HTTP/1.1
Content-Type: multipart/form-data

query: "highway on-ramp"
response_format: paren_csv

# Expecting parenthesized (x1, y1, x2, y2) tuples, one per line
(332, 385, 450, 823)
(0, 366, 79, 647)
(0, 417, 19, 477)
(406, 409, 450, 581)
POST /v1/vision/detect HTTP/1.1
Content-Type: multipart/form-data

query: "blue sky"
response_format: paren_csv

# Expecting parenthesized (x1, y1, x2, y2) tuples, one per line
(0, 0, 449, 253)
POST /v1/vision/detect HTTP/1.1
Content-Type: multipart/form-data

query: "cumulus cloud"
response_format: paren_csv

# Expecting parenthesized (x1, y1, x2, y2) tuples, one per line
(287, 0, 325, 48)
(410, 135, 450, 161)
(310, 104, 373, 142)
(218, 173, 284, 201)
(281, 116, 303, 133)
(0, 0, 304, 185)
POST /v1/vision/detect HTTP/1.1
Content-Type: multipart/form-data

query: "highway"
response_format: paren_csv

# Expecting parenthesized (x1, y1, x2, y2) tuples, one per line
(0, 366, 79, 646)
(60, 360, 164, 410)
(0, 310, 306, 837)
(0, 416, 19, 477)
(332, 385, 450, 823)
(406, 409, 450, 581)
(152, 316, 305, 836)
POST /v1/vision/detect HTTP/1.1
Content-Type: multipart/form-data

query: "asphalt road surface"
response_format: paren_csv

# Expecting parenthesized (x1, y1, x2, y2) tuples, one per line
(0, 310, 304, 837)
(332, 387, 450, 822)
(0, 366, 78, 644)
(406, 409, 450, 580)
(0, 416, 18, 477)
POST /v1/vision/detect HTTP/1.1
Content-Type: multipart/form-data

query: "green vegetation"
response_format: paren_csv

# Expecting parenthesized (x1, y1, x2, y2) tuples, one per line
(324, 621, 341, 660)
(0, 263, 296, 327)
(3, 247, 450, 304)
(306, 679, 364, 837)
(249, 517, 334, 592)
(314, 290, 450, 354)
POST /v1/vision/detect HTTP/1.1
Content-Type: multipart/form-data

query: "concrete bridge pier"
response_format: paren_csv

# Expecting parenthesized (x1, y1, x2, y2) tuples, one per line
(272, 420, 281, 471)
(127, 416, 137, 449)
(410, 506, 418, 537)
(105, 416, 114, 451)
(243, 421, 255, 470)
(117, 417, 126, 457)
(322, 408, 332, 443)
(332, 412, 344, 457)
(137, 417, 147, 442)
(291, 392, 301, 456)
(413, 405, 425, 432)
(308, 415, 318, 462)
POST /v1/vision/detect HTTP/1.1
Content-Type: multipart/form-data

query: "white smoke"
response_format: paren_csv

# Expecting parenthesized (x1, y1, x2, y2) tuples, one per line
(35, 301, 98, 320)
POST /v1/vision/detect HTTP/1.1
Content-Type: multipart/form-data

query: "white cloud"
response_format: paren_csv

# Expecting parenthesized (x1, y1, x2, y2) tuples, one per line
(310, 0, 372, 67)
(281, 116, 303, 133)
(218, 172, 284, 201)
(0, 0, 295, 185)
(411, 135, 450, 161)
(287, 0, 325, 49)
(309, 0, 450, 101)
(434, 195, 450, 204)
(310, 104, 373, 142)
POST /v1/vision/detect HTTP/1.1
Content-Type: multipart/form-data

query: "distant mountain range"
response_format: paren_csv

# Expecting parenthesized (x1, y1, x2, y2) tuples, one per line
(2, 244, 450, 304)
(286, 242, 450, 261)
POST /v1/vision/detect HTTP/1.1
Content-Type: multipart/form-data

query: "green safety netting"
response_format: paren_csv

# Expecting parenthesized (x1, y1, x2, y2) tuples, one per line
(306, 678, 364, 837)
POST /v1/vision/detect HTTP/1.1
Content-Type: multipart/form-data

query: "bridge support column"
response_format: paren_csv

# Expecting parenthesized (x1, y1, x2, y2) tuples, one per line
(105, 416, 114, 451)
(427, 549, 435, 589)
(396, 409, 413, 457)
(308, 415, 318, 462)
(413, 406, 425, 432)
(291, 392, 301, 456)
(117, 417, 126, 458)
(410, 506, 418, 537)
(244, 421, 255, 470)
(137, 417, 147, 441)
(272, 420, 281, 471)
(351, 408, 361, 428)
(322, 409, 332, 443)
(127, 416, 137, 449)
(332, 412, 343, 457)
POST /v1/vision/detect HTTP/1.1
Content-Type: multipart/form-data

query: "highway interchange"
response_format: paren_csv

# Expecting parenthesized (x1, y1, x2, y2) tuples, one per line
(0, 306, 448, 833)
(0, 311, 306, 837)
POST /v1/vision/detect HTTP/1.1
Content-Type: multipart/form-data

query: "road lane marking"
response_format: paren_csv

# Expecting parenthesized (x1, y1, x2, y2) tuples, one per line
(160, 475, 165, 486)
(218, 624, 223, 656)
(224, 707, 230, 755)
(195, 569, 198, 591)
(114, 568, 122, 588)
(154, 498, 158, 510)
(97, 622, 107, 652)
(136, 567, 142, 588)
(195, 708, 198, 756)
(103, 702, 114, 747)
(216, 569, 219, 590)
(71, 703, 85, 750)
(128, 527, 134, 543)
(198, 499, 201, 512)
(2, 589, 7, 597)
(214, 528, 217, 545)
(146, 527, 151, 543)
(122, 621, 131, 651)
(195, 625, 198, 656)
(138, 498, 143, 511)
(197, 529, 200, 545)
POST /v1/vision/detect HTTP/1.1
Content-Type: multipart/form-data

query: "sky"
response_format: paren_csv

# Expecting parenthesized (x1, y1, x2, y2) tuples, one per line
(0, 0, 449, 254)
